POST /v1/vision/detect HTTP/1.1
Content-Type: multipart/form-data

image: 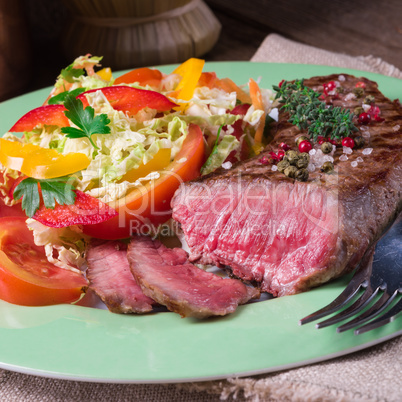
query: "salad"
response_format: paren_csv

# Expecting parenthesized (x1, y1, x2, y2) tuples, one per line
(0, 55, 276, 307)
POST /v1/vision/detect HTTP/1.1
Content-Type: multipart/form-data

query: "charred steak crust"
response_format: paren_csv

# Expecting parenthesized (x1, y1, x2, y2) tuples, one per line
(172, 74, 401, 297)
(127, 236, 260, 318)
(86, 240, 156, 314)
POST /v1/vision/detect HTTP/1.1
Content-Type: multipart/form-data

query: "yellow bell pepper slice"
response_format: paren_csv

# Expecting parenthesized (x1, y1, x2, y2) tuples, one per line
(120, 148, 171, 183)
(96, 67, 112, 82)
(0, 139, 91, 179)
(171, 58, 205, 111)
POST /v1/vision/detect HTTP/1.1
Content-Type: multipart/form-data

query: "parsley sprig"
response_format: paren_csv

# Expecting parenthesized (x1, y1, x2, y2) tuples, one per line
(273, 80, 358, 141)
(48, 87, 86, 105)
(61, 93, 111, 149)
(13, 177, 76, 218)
(60, 65, 85, 84)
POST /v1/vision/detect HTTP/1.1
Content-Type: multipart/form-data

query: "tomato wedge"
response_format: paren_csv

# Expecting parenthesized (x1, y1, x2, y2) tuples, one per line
(33, 190, 118, 228)
(114, 67, 163, 88)
(82, 123, 205, 239)
(77, 86, 177, 116)
(9, 104, 69, 132)
(0, 217, 88, 306)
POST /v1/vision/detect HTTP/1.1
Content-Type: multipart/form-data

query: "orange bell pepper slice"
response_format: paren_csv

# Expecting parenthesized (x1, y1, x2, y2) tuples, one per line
(249, 78, 266, 150)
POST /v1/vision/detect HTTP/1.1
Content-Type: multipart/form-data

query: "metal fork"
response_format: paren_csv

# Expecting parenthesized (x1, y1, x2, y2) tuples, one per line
(299, 214, 402, 335)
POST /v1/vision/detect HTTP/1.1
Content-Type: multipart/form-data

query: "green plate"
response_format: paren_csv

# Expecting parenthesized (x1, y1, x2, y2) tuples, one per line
(0, 62, 400, 383)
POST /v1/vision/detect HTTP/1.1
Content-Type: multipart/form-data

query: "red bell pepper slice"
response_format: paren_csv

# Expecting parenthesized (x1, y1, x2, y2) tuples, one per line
(77, 86, 177, 116)
(33, 190, 118, 228)
(10, 105, 69, 132)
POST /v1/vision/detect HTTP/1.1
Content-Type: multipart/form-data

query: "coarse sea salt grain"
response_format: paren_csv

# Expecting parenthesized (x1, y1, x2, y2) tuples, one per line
(271, 165, 278, 172)
(307, 163, 316, 172)
(268, 107, 279, 122)
(356, 157, 363, 163)
(393, 124, 400, 132)
(309, 149, 316, 156)
(343, 146, 353, 155)
(339, 154, 348, 161)
(351, 161, 358, 167)
(362, 104, 371, 112)
(338, 75, 346, 81)
(344, 93, 356, 101)
(221, 161, 232, 169)
(362, 148, 373, 155)
(323, 155, 334, 163)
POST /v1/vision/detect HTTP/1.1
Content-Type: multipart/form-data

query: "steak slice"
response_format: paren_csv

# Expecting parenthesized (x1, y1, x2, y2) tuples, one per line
(127, 236, 260, 318)
(172, 74, 402, 297)
(86, 240, 156, 313)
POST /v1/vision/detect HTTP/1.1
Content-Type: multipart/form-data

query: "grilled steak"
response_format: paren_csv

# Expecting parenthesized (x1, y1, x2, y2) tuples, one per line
(127, 236, 260, 318)
(86, 240, 156, 313)
(172, 74, 402, 296)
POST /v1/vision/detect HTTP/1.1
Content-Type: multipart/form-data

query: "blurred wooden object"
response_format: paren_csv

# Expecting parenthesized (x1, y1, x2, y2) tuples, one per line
(205, 0, 402, 70)
(0, 0, 32, 102)
(61, 0, 221, 70)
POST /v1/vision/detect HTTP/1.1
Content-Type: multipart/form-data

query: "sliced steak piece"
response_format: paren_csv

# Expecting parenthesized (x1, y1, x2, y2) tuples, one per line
(86, 240, 156, 314)
(127, 236, 260, 318)
(172, 74, 402, 297)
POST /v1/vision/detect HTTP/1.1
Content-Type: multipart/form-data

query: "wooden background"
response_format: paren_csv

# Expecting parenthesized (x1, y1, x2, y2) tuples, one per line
(0, 0, 401, 102)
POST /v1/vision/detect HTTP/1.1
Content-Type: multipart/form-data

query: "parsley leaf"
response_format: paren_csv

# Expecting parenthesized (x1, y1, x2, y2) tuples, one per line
(48, 87, 86, 105)
(61, 94, 111, 149)
(13, 177, 76, 218)
(13, 178, 41, 218)
(60, 65, 85, 83)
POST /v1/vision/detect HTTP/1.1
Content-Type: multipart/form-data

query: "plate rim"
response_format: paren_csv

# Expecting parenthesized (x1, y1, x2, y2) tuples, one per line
(0, 61, 401, 384)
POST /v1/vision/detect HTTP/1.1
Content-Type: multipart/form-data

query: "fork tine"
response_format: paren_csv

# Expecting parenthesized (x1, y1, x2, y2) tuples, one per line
(315, 285, 378, 329)
(336, 289, 398, 333)
(299, 252, 372, 325)
(354, 295, 402, 335)
(299, 276, 366, 325)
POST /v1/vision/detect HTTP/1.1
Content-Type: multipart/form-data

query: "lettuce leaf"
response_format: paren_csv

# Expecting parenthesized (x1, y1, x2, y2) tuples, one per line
(201, 134, 239, 175)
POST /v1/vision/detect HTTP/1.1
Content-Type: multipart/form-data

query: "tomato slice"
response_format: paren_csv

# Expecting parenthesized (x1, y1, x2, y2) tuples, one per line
(9, 104, 69, 132)
(77, 86, 177, 116)
(33, 190, 118, 228)
(0, 217, 88, 306)
(82, 124, 205, 239)
(114, 67, 163, 88)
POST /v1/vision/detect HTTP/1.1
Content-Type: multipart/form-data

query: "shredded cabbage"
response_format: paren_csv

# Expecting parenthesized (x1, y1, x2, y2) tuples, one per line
(26, 219, 89, 273)
(2, 57, 278, 273)
(201, 135, 239, 175)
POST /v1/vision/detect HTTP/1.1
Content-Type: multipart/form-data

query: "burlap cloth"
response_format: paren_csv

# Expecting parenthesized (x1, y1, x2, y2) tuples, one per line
(1, 34, 401, 401)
